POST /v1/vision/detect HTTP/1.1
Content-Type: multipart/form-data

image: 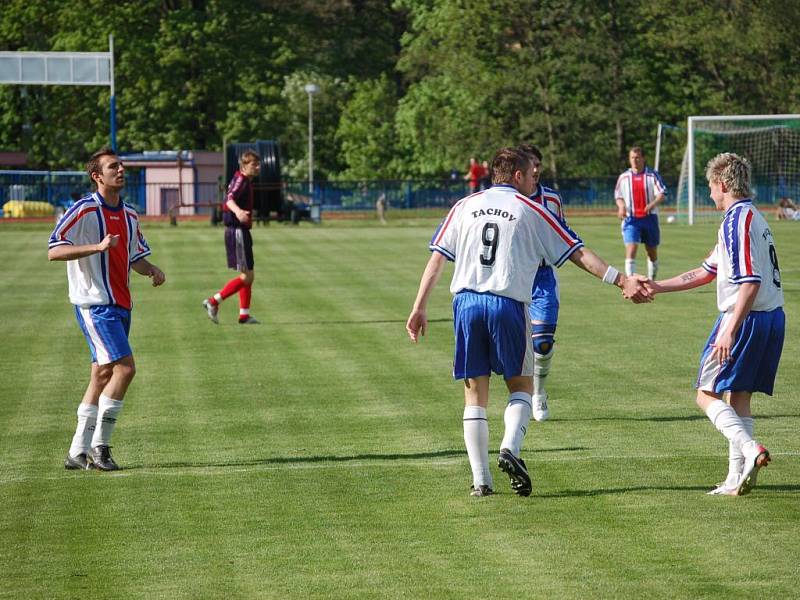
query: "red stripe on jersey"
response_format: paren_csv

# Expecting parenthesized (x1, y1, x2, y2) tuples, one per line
(743, 210, 754, 275)
(433, 197, 469, 246)
(517, 195, 577, 246)
(102, 207, 132, 310)
(58, 206, 98, 241)
(632, 173, 647, 218)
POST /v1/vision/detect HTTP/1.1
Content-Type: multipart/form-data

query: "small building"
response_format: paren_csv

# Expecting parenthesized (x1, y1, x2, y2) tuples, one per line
(119, 150, 223, 216)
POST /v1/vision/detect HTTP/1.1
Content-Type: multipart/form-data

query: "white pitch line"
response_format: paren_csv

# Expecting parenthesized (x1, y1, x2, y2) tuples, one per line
(1, 452, 798, 486)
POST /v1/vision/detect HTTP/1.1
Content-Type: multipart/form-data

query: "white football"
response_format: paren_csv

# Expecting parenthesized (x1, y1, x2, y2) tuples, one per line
(667, 215, 676, 224)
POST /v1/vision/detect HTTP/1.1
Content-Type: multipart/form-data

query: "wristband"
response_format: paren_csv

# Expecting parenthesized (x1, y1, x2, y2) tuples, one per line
(602, 266, 620, 285)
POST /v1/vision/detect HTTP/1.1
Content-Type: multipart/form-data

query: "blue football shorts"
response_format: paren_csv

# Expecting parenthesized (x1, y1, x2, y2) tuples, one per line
(452, 291, 533, 380)
(621, 213, 660, 247)
(696, 307, 785, 395)
(75, 304, 133, 365)
(528, 264, 560, 324)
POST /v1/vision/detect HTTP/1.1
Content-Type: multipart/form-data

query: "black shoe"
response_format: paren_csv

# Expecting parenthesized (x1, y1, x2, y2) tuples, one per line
(238, 316, 261, 325)
(470, 485, 494, 497)
(498, 448, 532, 497)
(89, 445, 120, 471)
(64, 453, 90, 470)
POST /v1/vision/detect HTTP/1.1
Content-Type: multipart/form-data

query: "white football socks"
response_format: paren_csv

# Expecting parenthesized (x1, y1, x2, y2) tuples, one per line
(647, 259, 659, 279)
(69, 403, 98, 458)
(625, 259, 636, 276)
(533, 349, 554, 398)
(705, 399, 753, 451)
(500, 392, 533, 457)
(463, 406, 492, 488)
(725, 415, 753, 486)
(91, 395, 123, 448)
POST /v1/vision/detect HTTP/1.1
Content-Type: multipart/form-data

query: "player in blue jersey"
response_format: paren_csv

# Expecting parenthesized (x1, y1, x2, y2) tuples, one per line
(646, 153, 783, 496)
(407, 147, 651, 498)
(518, 144, 567, 421)
(615, 147, 667, 278)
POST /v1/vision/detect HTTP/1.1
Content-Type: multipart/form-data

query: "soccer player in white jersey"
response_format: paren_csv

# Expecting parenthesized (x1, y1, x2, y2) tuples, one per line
(406, 147, 650, 497)
(519, 144, 567, 421)
(646, 153, 783, 496)
(615, 146, 667, 278)
(49, 148, 166, 471)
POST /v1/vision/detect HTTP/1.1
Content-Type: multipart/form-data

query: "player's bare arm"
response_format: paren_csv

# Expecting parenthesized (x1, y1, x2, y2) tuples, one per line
(567, 247, 652, 303)
(711, 281, 759, 364)
(226, 197, 250, 224)
(47, 234, 120, 261)
(132, 258, 166, 286)
(406, 252, 447, 343)
(615, 198, 626, 220)
(646, 267, 715, 295)
(645, 193, 665, 214)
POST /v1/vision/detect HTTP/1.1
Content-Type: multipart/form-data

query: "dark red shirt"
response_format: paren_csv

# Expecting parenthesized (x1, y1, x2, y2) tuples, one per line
(222, 171, 254, 229)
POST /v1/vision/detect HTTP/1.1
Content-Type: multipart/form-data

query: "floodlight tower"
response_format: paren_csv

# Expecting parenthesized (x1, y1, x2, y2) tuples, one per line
(304, 82, 320, 199)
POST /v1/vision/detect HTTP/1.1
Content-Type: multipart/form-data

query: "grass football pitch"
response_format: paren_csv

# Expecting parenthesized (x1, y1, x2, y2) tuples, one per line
(1, 215, 798, 599)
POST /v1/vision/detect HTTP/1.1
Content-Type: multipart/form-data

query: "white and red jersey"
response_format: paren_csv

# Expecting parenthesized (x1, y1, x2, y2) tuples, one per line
(531, 184, 566, 222)
(48, 192, 151, 309)
(701, 199, 783, 313)
(429, 185, 583, 303)
(615, 167, 667, 218)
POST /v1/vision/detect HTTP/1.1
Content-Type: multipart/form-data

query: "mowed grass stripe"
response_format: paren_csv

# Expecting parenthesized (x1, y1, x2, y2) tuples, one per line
(0, 218, 798, 599)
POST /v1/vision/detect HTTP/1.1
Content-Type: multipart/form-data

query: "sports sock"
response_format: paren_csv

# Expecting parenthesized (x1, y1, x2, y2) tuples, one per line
(68, 403, 98, 457)
(647, 259, 659, 279)
(705, 399, 752, 452)
(209, 292, 222, 306)
(533, 348, 554, 397)
(239, 283, 252, 319)
(726, 415, 753, 486)
(218, 277, 245, 301)
(625, 258, 635, 276)
(91, 395, 123, 448)
(500, 392, 533, 457)
(463, 406, 492, 488)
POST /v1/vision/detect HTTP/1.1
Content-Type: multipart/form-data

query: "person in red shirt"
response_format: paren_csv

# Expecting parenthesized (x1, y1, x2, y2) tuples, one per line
(203, 151, 262, 324)
(464, 157, 483, 194)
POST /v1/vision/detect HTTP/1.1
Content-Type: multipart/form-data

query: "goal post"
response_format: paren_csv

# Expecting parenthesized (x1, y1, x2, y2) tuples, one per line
(678, 114, 800, 224)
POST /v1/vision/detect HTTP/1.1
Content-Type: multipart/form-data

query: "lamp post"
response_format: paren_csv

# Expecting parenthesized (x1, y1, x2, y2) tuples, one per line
(304, 83, 320, 199)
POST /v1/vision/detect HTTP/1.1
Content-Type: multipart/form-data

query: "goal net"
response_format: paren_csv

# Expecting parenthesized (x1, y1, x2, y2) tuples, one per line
(671, 115, 800, 224)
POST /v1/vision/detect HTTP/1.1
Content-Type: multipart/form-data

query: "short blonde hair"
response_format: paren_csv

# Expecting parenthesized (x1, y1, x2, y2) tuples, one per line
(705, 152, 751, 197)
(239, 150, 260, 166)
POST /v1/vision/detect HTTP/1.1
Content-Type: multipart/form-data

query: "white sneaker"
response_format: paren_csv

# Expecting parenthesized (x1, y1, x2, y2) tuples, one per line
(532, 394, 549, 422)
(736, 441, 770, 496)
(202, 299, 219, 324)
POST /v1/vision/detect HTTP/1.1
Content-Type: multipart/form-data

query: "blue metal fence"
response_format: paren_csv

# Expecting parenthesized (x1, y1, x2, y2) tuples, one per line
(0, 170, 707, 217)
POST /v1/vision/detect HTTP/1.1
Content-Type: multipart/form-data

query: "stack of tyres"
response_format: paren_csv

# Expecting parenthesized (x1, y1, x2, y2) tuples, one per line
(225, 140, 283, 223)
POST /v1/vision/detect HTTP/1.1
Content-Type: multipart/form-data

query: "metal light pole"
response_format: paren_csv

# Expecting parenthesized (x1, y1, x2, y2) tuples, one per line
(304, 83, 319, 200)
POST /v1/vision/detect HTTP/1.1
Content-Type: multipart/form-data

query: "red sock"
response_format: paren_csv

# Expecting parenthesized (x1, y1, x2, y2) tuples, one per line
(219, 277, 245, 301)
(239, 283, 252, 313)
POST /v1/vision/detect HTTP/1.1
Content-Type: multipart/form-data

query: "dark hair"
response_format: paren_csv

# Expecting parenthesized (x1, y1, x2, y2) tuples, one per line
(86, 147, 117, 182)
(629, 146, 644, 155)
(518, 143, 542, 161)
(491, 147, 531, 185)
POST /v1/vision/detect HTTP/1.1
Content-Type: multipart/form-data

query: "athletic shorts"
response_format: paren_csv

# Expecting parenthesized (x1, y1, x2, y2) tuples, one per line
(225, 226, 254, 271)
(75, 304, 132, 365)
(621, 213, 660, 246)
(696, 307, 785, 395)
(529, 264, 560, 324)
(452, 291, 533, 380)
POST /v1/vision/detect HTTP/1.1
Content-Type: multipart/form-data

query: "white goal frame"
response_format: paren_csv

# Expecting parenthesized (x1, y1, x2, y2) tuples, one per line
(685, 114, 800, 224)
